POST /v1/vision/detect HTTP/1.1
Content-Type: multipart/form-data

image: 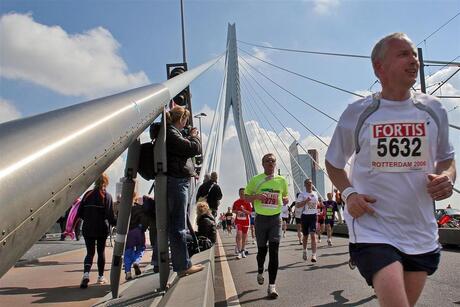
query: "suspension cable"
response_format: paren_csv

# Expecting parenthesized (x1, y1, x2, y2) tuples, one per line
(429, 68, 460, 95)
(426, 56, 460, 80)
(238, 40, 370, 59)
(239, 63, 333, 180)
(416, 12, 460, 46)
(238, 56, 338, 124)
(240, 70, 327, 199)
(241, 82, 303, 194)
(238, 40, 460, 67)
(239, 47, 364, 98)
(238, 57, 333, 146)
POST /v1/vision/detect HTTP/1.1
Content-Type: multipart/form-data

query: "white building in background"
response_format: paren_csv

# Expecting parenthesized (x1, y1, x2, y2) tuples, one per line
(289, 141, 325, 198)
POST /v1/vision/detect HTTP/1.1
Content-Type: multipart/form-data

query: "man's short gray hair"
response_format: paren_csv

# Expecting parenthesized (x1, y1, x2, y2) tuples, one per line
(371, 32, 415, 65)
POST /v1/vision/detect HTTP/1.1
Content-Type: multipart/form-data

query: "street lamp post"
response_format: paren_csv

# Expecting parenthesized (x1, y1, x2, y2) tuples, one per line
(194, 112, 207, 138)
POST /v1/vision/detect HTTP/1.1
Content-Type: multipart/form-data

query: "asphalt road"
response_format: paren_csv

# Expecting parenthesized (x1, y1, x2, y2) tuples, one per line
(215, 229, 460, 307)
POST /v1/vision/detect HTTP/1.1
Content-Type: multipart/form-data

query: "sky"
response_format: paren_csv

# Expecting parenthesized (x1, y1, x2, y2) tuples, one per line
(1, 0, 459, 212)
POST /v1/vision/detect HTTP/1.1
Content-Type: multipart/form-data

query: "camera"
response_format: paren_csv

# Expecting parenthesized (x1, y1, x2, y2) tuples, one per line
(182, 125, 192, 137)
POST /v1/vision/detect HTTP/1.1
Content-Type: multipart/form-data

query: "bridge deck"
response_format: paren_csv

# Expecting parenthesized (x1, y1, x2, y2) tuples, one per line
(0, 229, 458, 306)
(214, 229, 460, 307)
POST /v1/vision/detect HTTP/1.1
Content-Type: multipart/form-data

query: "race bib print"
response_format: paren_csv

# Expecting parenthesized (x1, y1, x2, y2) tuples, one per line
(370, 121, 428, 172)
(262, 192, 279, 209)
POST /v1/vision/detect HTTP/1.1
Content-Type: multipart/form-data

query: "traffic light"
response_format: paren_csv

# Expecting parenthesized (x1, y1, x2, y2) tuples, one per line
(166, 63, 190, 108)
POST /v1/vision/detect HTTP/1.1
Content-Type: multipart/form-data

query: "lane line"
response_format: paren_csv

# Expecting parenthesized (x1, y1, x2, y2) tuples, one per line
(216, 231, 241, 307)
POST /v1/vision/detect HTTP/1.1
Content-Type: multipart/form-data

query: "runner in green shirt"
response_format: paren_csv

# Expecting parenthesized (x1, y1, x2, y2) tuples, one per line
(245, 153, 288, 299)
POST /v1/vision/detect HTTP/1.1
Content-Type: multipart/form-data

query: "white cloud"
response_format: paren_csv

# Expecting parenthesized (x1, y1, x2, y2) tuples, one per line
(425, 67, 460, 117)
(104, 148, 155, 199)
(0, 13, 149, 98)
(0, 98, 22, 123)
(239, 46, 272, 72)
(313, 0, 340, 15)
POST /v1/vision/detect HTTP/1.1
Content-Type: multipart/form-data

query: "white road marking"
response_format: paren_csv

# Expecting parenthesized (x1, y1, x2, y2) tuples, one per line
(216, 231, 242, 307)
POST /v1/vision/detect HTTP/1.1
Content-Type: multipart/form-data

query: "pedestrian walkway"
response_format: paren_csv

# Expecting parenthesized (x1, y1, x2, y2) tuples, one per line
(0, 243, 152, 307)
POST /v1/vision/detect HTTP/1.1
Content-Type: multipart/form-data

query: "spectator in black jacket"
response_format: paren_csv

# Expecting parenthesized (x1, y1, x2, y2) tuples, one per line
(77, 173, 116, 289)
(166, 106, 204, 277)
(195, 172, 223, 217)
(196, 202, 216, 244)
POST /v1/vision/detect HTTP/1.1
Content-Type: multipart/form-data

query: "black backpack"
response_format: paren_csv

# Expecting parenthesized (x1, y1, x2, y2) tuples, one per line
(137, 123, 162, 181)
(138, 142, 156, 180)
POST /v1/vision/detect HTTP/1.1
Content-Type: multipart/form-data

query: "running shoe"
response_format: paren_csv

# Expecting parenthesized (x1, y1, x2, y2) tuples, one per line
(311, 254, 317, 263)
(237, 252, 242, 259)
(267, 284, 279, 299)
(318, 239, 322, 243)
(133, 263, 142, 276)
(244, 249, 249, 256)
(125, 272, 133, 281)
(242, 251, 247, 258)
(97, 275, 107, 284)
(257, 273, 264, 285)
(302, 250, 308, 261)
(327, 239, 332, 247)
(80, 272, 90, 289)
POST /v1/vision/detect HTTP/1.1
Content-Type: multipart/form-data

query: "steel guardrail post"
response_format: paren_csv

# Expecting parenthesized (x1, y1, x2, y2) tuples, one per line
(154, 108, 170, 291)
(110, 138, 140, 298)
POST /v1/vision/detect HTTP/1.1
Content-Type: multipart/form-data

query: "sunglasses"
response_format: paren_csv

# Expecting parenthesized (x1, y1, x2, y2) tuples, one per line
(263, 159, 276, 163)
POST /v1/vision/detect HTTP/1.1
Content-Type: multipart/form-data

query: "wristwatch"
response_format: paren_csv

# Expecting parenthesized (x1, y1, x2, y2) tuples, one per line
(342, 187, 358, 202)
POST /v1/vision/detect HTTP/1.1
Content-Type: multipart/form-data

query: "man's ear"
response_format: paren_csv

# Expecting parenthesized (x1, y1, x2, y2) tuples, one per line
(372, 60, 383, 79)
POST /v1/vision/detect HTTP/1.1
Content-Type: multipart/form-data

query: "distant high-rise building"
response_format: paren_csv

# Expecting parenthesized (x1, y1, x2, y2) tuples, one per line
(289, 141, 325, 198)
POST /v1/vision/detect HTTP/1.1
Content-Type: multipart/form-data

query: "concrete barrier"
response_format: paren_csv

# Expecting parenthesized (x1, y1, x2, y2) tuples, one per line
(287, 223, 460, 246)
(154, 245, 215, 307)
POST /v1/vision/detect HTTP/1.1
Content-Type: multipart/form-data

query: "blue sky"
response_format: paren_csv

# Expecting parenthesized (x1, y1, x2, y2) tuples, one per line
(1, 0, 459, 210)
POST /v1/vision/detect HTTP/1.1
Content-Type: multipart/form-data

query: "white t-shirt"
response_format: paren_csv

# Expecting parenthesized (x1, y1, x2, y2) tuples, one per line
(281, 204, 290, 218)
(296, 191, 319, 215)
(326, 93, 454, 254)
(294, 206, 303, 219)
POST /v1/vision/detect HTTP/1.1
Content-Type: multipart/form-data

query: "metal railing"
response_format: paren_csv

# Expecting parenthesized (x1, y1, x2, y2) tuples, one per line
(0, 55, 222, 282)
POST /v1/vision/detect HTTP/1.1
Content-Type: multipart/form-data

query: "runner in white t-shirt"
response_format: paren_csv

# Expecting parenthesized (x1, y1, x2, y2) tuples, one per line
(325, 33, 456, 307)
(296, 179, 320, 262)
(289, 193, 303, 245)
(281, 203, 290, 238)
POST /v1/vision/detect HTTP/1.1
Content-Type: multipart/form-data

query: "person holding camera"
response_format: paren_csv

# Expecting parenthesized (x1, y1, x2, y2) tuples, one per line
(166, 105, 204, 277)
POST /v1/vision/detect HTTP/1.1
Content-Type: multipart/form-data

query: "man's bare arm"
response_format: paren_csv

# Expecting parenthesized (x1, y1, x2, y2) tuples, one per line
(326, 160, 376, 218)
(427, 159, 456, 201)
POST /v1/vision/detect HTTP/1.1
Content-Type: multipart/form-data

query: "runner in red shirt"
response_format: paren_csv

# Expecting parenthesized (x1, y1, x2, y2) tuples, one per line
(232, 188, 253, 259)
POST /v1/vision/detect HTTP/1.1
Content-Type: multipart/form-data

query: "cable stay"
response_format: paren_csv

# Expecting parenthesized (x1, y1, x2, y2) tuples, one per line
(238, 40, 370, 59)
(240, 72, 327, 199)
(238, 40, 460, 67)
(430, 68, 460, 95)
(241, 87, 303, 194)
(426, 56, 460, 80)
(239, 64, 335, 183)
(238, 58, 333, 146)
(241, 94, 302, 193)
(416, 12, 460, 46)
(239, 47, 458, 131)
(239, 47, 364, 98)
(238, 56, 338, 125)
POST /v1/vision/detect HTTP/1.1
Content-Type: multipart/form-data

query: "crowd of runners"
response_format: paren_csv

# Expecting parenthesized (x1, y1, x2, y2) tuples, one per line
(216, 32, 456, 306)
